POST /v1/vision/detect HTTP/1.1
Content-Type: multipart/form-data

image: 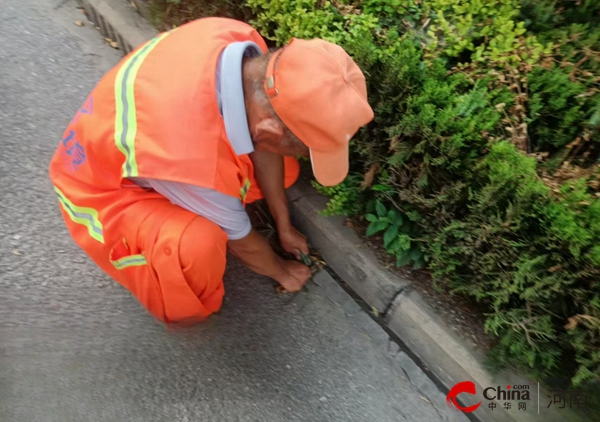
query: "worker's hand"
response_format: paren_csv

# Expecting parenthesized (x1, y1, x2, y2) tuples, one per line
(277, 260, 311, 292)
(279, 225, 309, 260)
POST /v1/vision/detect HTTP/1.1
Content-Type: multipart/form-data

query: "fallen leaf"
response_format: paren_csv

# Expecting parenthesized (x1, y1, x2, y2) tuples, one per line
(371, 306, 379, 317)
(548, 264, 562, 273)
(419, 395, 430, 403)
(110, 41, 119, 49)
(542, 58, 554, 69)
(566, 137, 582, 149)
(12, 250, 22, 255)
(74, 20, 84, 27)
(565, 316, 578, 330)
(576, 314, 600, 324)
(576, 91, 595, 98)
(361, 162, 380, 189)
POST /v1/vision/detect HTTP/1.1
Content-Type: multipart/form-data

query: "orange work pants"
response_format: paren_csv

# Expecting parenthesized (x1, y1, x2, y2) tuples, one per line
(65, 157, 300, 324)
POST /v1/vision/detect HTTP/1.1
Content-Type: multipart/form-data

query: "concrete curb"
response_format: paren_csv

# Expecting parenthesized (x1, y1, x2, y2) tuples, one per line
(288, 183, 407, 313)
(78, 0, 156, 54)
(73, 1, 586, 421)
(288, 180, 585, 422)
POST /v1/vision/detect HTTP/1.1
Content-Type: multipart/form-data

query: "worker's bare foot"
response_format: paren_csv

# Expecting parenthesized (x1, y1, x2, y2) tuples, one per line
(277, 260, 311, 292)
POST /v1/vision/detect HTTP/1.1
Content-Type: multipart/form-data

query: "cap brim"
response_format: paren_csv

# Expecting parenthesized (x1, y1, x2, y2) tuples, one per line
(309, 143, 349, 187)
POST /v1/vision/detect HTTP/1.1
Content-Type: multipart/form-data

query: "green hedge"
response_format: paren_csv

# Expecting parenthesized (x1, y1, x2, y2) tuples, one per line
(148, 0, 600, 388)
(246, 0, 600, 387)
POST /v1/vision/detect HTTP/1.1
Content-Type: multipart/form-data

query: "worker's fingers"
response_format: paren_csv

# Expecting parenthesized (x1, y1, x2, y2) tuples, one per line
(297, 250, 313, 267)
(277, 260, 311, 293)
(300, 241, 309, 255)
(279, 226, 308, 256)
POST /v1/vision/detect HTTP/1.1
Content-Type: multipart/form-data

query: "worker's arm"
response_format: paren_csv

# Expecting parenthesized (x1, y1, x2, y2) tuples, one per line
(250, 150, 309, 259)
(228, 229, 311, 292)
(131, 178, 309, 289)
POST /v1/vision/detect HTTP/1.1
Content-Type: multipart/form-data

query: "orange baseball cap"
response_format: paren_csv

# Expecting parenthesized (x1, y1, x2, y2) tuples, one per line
(264, 38, 374, 186)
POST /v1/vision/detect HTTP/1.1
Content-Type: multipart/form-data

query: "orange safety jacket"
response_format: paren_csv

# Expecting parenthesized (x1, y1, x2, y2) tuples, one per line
(49, 18, 268, 320)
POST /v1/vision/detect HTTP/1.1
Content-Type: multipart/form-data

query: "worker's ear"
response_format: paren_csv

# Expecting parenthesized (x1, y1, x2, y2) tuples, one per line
(252, 117, 285, 146)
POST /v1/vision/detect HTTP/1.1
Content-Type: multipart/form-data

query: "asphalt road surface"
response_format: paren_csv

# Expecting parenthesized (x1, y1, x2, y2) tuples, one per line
(0, 1, 467, 421)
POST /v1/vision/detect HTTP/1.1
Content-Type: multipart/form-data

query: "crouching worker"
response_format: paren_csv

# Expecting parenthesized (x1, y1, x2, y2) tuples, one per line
(49, 18, 374, 324)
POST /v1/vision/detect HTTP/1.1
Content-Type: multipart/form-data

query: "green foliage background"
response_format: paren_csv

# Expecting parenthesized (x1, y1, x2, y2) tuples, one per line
(149, 0, 600, 390)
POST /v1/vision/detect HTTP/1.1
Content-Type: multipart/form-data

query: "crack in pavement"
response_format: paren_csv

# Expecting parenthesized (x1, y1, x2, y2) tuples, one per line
(382, 286, 407, 319)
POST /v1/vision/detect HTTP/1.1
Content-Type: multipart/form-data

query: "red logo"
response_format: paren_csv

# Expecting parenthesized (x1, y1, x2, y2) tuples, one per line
(446, 381, 482, 413)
